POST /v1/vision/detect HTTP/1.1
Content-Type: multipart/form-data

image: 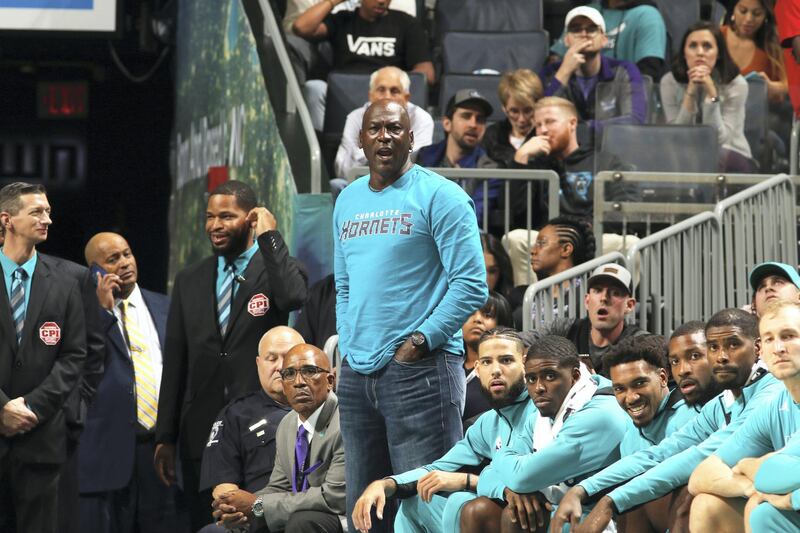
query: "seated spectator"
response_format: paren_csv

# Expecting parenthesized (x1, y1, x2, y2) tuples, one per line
(414, 90, 501, 229)
(540, 7, 647, 142)
(334, 66, 433, 181)
(748, 261, 800, 317)
(415, 89, 495, 170)
(749, 431, 800, 531)
(480, 232, 515, 303)
(198, 326, 303, 520)
(563, 263, 646, 374)
(555, 309, 781, 533)
(512, 97, 629, 220)
(660, 22, 755, 172)
(293, 0, 435, 130)
(462, 292, 514, 426)
(458, 335, 628, 533)
(351, 328, 534, 532)
(722, 0, 788, 102)
(550, 1, 668, 80)
(688, 301, 800, 533)
(482, 69, 545, 168)
(520, 216, 597, 327)
(295, 274, 336, 350)
(211, 344, 345, 532)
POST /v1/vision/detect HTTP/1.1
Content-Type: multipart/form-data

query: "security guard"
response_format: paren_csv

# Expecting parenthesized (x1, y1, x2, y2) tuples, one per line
(199, 327, 303, 504)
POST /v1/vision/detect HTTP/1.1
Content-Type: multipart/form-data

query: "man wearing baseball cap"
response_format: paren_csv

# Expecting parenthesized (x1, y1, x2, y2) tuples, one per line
(539, 5, 647, 142)
(565, 262, 647, 374)
(549, 1, 667, 81)
(749, 261, 800, 317)
(415, 89, 499, 225)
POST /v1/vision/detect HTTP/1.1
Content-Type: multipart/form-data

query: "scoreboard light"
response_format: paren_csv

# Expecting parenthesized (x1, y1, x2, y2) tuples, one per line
(37, 81, 88, 119)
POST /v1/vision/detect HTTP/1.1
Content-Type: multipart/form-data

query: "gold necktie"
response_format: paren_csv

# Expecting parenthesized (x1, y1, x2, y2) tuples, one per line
(121, 300, 158, 430)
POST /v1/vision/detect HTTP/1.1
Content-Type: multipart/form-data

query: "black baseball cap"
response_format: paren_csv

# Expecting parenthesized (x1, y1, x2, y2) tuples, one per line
(446, 89, 494, 118)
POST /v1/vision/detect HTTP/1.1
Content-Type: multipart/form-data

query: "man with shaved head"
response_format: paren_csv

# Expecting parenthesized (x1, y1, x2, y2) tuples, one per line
(78, 231, 186, 533)
(333, 100, 487, 531)
(214, 343, 345, 532)
(199, 326, 303, 529)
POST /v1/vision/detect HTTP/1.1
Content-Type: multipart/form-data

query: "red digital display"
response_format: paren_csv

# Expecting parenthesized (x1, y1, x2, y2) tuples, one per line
(37, 81, 88, 119)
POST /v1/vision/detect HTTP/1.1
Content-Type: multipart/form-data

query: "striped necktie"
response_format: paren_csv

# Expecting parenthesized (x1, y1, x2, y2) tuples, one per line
(10, 268, 27, 345)
(217, 263, 235, 336)
(120, 300, 158, 430)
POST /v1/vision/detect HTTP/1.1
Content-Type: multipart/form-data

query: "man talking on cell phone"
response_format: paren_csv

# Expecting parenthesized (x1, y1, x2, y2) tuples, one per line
(154, 180, 308, 531)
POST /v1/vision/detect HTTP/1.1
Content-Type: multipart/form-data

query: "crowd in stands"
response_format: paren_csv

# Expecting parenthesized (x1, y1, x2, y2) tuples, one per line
(4, 2, 800, 533)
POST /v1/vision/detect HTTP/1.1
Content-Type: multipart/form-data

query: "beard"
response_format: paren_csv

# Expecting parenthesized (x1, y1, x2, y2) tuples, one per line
(481, 377, 527, 410)
(210, 222, 251, 257)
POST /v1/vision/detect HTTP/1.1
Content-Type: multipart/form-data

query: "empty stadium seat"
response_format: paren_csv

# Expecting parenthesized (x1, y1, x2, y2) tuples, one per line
(435, 0, 543, 34)
(322, 71, 428, 134)
(600, 124, 719, 174)
(441, 31, 550, 75)
(654, 0, 701, 56)
(438, 74, 505, 122)
(744, 76, 768, 168)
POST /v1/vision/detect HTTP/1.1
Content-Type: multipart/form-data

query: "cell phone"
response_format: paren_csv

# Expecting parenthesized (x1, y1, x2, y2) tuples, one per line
(90, 263, 107, 285)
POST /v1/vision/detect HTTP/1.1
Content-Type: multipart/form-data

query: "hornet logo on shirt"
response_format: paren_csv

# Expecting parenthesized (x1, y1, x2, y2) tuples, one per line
(339, 210, 413, 241)
(347, 35, 397, 57)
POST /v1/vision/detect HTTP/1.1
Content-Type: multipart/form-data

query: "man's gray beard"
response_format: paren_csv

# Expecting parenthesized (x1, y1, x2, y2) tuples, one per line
(481, 377, 527, 410)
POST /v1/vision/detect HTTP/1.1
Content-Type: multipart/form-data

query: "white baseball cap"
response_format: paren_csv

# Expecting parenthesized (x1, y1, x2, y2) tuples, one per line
(564, 6, 606, 34)
(588, 263, 633, 295)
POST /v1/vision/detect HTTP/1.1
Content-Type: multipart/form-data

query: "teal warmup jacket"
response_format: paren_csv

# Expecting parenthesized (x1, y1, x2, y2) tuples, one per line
(391, 390, 535, 532)
(480, 376, 628, 499)
(580, 372, 781, 513)
(755, 430, 800, 510)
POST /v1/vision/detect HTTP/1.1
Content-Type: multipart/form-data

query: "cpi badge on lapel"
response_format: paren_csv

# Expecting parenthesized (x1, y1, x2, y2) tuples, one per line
(247, 293, 270, 317)
(39, 322, 61, 345)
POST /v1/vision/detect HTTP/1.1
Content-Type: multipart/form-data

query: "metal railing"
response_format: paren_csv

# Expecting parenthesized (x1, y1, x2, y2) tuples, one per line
(347, 166, 560, 237)
(715, 174, 798, 309)
(593, 171, 776, 245)
(521, 252, 627, 332)
(254, 0, 322, 193)
(625, 211, 721, 336)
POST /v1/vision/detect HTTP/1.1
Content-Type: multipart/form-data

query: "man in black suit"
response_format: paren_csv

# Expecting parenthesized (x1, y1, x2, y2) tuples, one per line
(155, 180, 308, 530)
(0, 182, 87, 533)
(78, 232, 188, 533)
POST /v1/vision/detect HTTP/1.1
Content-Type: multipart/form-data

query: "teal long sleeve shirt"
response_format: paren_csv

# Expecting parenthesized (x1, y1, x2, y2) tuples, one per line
(480, 376, 628, 499)
(755, 430, 800, 511)
(333, 165, 488, 373)
(581, 373, 781, 512)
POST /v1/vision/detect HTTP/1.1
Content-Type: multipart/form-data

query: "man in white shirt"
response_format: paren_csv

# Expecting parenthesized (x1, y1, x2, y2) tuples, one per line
(334, 66, 433, 181)
(78, 232, 186, 533)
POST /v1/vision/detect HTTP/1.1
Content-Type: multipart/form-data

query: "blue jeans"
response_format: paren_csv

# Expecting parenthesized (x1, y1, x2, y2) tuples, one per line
(338, 351, 465, 532)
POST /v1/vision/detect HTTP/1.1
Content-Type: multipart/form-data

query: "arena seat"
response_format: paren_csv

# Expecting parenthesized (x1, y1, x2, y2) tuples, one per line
(654, 0, 701, 55)
(441, 31, 550, 75)
(435, 0, 543, 34)
(601, 124, 719, 174)
(438, 74, 505, 122)
(744, 76, 769, 169)
(322, 71, 428, 135)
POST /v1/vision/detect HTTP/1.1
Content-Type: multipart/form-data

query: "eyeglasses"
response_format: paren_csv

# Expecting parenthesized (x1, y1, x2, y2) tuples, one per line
(568, 26, 600, 36)
(279, 365, 330, 381)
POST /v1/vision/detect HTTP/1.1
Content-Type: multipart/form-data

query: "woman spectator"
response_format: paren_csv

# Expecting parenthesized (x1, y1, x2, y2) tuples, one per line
(722, 0, 787, 102)
(461, 291, 514, 427)
(481, 232, 515, 301)
(661, 21, 754, 172)
(482, 69, 545, 168)
(521, 216, 597, 328)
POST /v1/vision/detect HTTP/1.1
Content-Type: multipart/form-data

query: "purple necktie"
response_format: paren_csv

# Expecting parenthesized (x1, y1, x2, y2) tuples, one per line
(293, 425, 310, 493)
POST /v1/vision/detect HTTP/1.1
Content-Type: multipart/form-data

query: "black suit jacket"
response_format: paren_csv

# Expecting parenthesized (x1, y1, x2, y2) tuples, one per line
(156, 231, 307, 460)
(39, 254, 106, 439)
(78, 288, 168, 493)
(0, 255, 87, 464)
